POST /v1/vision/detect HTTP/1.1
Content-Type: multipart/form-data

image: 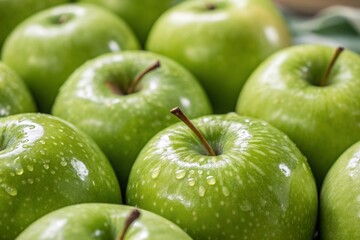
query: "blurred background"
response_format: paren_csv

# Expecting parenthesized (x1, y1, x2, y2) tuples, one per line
(274, 0, 360, 53)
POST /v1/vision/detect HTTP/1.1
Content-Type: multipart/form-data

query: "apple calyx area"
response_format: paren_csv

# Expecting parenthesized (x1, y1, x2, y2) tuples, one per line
(52, 13, 73, 25)
(117, 209, 141, 240)
(205, 2, 217, 10)
(170, 107, 216, 156)
(319, 46, 344, 87)
(106, 60, 161, 95)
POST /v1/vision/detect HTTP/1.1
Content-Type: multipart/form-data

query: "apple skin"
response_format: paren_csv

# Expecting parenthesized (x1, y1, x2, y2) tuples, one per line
(0, 0, 69, 52)
(236, 44, 360, 187)
(17, 203, 192, 239)
(146, 0, 291, 113)
(127, 113, 318, 240)
(1, 3, 140, 113)
(320, 141, 360, 240)
(77, 0, 184, 47)
(0, 62, 36, 117)
(52, 50, 212, 196)
(0, 113, 121, 240)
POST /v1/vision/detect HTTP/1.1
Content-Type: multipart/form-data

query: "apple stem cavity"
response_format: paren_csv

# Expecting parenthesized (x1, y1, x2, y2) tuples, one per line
(206, 2, 217, 10)
(320, 46, 344, 86)
(117, 209, 141, 240)
(171, 107, 216, 156)
(127, 60, 161, 94)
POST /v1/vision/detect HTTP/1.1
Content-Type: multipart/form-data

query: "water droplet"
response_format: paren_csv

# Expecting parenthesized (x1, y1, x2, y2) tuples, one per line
(175, 169, 186, 180)
(60, 161, 67, 167)
(206, 176, 216, 185)
(3, 185, 17, 196)
(199, 185, 206, 197)
(40, 150, 45, 156)
(197, 170, 203, 175)
(15, 167, 24, 175)
(10, 172, 15, 177)
(27, 165, 34, 171)
(151, 166, 161, 179)
(39, 140, 45, 145)
(279, 163, 291, 177)
(188, 178, 195, 186)
(43, 164, 49, 170)
(222, 186, 230, 197)
(240, 200, 251, 211)
(28, 178, 34, 184)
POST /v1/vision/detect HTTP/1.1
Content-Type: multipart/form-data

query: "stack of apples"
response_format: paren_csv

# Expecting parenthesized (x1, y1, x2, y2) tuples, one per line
(0, 0, 359, 239)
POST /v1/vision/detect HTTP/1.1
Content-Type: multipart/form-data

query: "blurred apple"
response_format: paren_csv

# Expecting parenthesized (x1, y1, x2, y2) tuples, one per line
(77, 0, 184, 46)
(0, 0, 69, 52)
(147, 0, 291, 113)
(0, 62, 36, 117)
(2, 3, 140, 113)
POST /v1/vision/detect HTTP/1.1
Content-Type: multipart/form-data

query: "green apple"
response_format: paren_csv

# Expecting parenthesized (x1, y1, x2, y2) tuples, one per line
(236, 44, 360, 187)
(17, 203, 192, 239)
(1, 3, 140, 113)
(127, 108, 318, 239)
(320, 140, 360, 239)
(77, 0, 184, 47)
(146, 0, 291, 113)
(0, 62, 36, 117)
(52, 50, 212, 197)
(0, 113, 121, 239)
(0, 0, 69, 52)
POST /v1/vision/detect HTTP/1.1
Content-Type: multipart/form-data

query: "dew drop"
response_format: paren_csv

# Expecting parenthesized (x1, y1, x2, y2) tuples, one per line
(43, 164, 49, 170)
(206, 175, 216, 185)
(188, 178, 195, 187)
(199, 185, 206, 197)
(198, 170, 203, 175)
(60, 161, 67, 167)
(240, 200, 251, 211)
(15, 167, 24, 175)
(28, 178, 34, 184)
(151, 166, 161, 179)
(175, 169, 186, 180)
(222, 186, 230, 197)
(27, 165, 34, 171)
(3, 185, 17, 196)
(40, 150, 45, 156)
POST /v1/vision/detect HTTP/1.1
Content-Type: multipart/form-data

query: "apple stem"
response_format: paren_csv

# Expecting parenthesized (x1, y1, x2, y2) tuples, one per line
(117, 209, 141, 240)
(319, 47, 344, 86)
(127, 60, 161, 94)
(171, 107, 216, 156)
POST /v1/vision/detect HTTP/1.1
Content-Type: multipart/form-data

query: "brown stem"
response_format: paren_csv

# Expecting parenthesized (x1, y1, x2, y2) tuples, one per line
(319, 47, 344, 86)
(171, 107, 216, 156)
(117, 209, 141, 240)
(127, 60, 160, 94)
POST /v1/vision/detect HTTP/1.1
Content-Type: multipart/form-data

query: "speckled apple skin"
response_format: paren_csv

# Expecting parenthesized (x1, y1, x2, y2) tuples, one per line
(127, 113, 318, 240)
(0, 113, 121, 240)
